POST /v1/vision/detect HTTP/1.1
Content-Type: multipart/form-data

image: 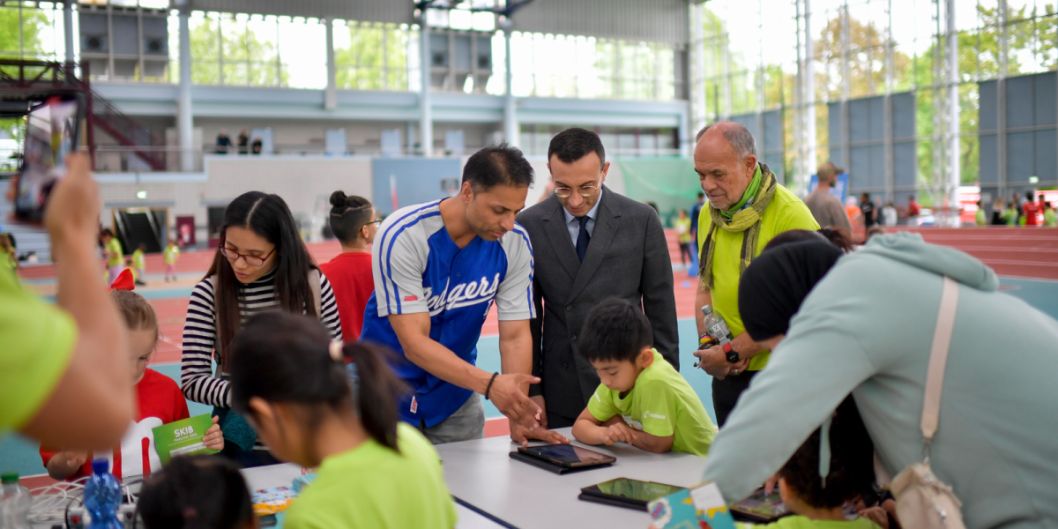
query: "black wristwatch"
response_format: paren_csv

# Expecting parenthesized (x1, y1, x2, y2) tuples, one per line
(723, 342, 740, 363)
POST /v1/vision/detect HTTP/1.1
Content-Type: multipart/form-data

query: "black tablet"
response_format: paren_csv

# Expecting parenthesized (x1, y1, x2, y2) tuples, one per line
(509, 444, 616, 474)
(578, 477, 684, 511)
(730, 487, 790, 523)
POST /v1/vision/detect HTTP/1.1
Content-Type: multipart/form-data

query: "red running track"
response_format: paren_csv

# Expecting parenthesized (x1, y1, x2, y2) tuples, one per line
(18, 227, 1057, 365)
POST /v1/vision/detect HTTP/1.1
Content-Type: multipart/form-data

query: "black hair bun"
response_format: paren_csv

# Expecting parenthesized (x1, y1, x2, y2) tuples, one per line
(329, 191, 348, 209)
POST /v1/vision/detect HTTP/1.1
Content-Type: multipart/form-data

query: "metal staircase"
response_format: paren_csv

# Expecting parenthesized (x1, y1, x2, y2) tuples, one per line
(0, 59, 164, 171)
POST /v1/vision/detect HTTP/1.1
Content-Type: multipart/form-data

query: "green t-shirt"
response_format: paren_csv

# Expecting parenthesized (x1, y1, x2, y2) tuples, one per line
(674, 217, 692, 244)
(587, 350, 717, 456)
(105, 238, 124, 267)
(131, 249, 145, 270)
(1003, 208, 1017, 225)
(284, 423, 456, 529)
(163, 245, 180, 265)
(697, 182, 820, 371)
(975, 209, 987, 226)
(0, 266, 76, 434)
(737, 515, 881, 529)
(1044, 209, 1057, 227)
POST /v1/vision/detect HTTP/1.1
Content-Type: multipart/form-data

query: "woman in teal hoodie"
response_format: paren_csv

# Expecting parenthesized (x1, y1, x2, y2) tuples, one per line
(703, 233, 1058, 529)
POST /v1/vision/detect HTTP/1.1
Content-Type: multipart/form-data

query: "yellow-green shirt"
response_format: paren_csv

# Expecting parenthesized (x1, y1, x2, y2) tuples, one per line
(132, 249, 145, 270)
(674, 217, 692, 244)
(1045, 209, 1057, 227)
(737, 515, 881, 529)
(697, 183, 820, 371)
(163, 245, 180, 265)
(284, 423, 456, 529)
(0, 265, 76, 434)
(105, 238, 124, 268)
(587, 350, 717, 456)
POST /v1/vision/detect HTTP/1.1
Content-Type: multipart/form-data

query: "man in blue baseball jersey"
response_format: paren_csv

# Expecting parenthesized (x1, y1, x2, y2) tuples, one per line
(361, 144, 566, 445)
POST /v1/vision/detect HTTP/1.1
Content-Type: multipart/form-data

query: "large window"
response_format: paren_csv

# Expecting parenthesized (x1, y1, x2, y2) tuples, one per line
(508, 32, 680, 101)
(333, 20, 416, 91)
(188, 11, 325, 89)
(0, 2, 67, 61)
(699, 0, 1058, 202)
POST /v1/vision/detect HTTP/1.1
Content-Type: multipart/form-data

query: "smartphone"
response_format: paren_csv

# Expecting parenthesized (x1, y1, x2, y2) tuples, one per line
(14, 93, 85, 223)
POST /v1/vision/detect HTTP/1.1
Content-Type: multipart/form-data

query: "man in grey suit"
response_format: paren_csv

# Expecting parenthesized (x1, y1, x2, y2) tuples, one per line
(517, 128, 679, 428)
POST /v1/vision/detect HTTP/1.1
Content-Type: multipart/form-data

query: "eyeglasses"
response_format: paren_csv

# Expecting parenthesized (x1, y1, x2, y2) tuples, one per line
(553, 184, 599, 199)
(365, 218, 383, 226)
(220, 246, 275, 267)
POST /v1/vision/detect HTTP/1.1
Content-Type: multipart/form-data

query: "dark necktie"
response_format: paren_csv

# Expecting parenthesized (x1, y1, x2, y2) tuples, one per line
(576, 216, 591, 262)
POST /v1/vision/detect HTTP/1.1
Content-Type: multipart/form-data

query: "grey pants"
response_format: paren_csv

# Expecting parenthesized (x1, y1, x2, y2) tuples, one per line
(420, 393, 485, 445)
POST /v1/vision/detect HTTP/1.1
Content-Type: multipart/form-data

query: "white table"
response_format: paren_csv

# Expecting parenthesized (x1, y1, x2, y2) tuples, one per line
(434, 428, 709, 529)
(242, 462, 508, 529)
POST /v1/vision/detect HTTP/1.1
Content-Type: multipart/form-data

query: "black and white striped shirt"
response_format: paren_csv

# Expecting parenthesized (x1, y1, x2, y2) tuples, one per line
(180, 269, 343, 407)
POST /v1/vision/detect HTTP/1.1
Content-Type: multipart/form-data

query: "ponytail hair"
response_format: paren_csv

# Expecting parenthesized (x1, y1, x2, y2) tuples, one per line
(229, 311, 407, 451)
(342, 342, 406, 451)
(328, 191, 373, 245)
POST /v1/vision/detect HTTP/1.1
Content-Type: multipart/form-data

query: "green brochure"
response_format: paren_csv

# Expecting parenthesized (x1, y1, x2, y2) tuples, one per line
(152, 414, 219, 463)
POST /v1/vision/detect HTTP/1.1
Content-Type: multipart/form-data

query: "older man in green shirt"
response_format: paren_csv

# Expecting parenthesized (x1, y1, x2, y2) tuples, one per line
(691, 122, 819, 426)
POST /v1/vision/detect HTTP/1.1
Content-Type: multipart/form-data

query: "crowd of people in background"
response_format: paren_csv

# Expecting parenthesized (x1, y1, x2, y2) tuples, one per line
(215, 129, 263, 155)
(985, 191, 1058, 227)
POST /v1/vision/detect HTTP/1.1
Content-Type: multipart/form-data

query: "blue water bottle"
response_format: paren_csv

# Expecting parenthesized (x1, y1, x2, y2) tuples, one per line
(84, 459, 123, 528)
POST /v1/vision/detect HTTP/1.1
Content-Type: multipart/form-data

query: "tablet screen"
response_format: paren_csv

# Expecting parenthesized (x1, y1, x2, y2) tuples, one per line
(588, 478, 684, 503)
(730, 487, 788, 520)
(521, 444, 615, 466)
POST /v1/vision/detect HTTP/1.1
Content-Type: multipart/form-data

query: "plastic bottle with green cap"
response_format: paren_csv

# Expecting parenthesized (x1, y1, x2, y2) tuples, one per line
(0, 472, 32, 529)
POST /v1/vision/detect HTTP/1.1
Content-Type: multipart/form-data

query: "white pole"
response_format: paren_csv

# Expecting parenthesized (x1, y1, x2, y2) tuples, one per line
(178, 6, 194, 171)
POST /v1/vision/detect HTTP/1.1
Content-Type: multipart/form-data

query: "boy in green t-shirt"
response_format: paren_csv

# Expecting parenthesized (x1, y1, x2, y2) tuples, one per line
(163, 241, 180, 282)
(100, 228, 124, 283)
(1044, 202, 1057, 228)
(131, 244, 146, 286)
(572, 298, 717, 456)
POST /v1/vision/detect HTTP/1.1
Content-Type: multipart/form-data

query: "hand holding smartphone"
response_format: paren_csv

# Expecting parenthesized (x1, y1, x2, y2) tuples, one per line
(14, 93, 85, 223)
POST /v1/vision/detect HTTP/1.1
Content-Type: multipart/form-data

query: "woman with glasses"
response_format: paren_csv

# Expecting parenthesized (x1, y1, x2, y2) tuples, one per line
(320, 191, 380, 342)
(180, 191, 343, 467)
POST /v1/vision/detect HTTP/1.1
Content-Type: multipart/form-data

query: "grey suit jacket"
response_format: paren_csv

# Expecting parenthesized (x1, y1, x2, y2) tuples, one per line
(517, 187, 679, 423)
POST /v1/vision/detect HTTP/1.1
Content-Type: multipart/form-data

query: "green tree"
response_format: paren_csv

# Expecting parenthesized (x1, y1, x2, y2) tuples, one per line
(814, 15, 912, 101)
(913, 3, 1057, 199)
(334, 23, 409, 91)
(0, 5, 49, 150)
(188, 14, 286, 86)
(0, 5, 47, 59)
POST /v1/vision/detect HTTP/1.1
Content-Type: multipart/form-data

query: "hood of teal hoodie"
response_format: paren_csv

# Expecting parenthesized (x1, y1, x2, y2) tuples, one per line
(858, 232, 999, 292)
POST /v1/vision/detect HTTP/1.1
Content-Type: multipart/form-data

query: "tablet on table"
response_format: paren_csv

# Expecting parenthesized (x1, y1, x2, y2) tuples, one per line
(578, 477, 685, 511)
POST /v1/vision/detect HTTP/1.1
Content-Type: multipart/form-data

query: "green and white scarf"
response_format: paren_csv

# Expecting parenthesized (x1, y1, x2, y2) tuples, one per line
(700, 163, 778, 289)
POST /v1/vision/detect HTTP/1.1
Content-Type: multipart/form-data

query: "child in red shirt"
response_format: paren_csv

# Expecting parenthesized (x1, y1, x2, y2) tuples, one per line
(319, 191, 379, 341)
(40, 290, 223, 480)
